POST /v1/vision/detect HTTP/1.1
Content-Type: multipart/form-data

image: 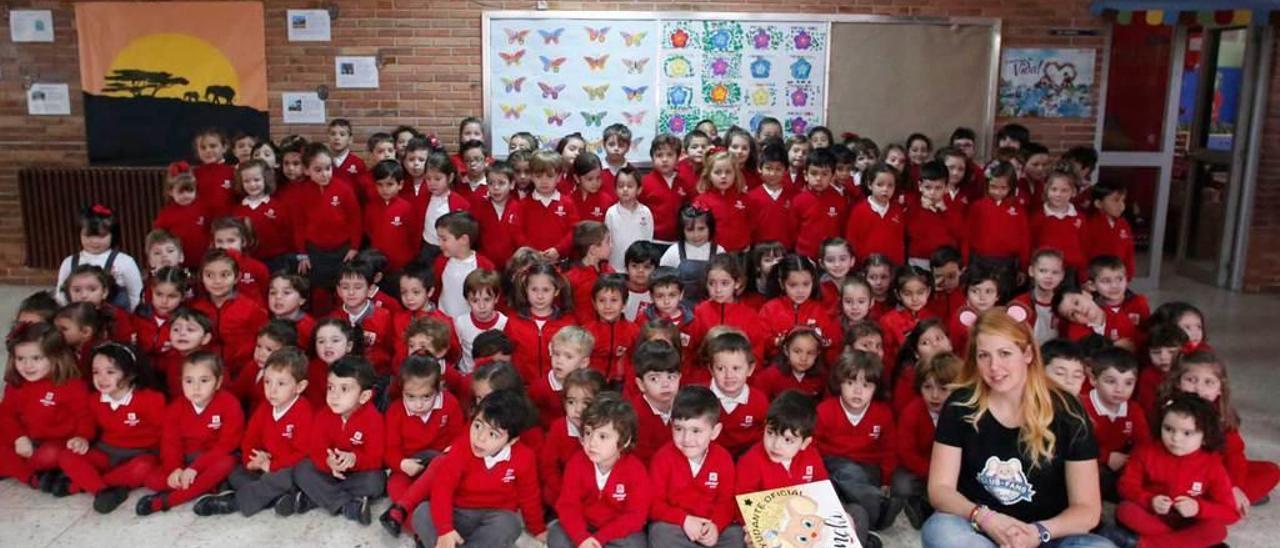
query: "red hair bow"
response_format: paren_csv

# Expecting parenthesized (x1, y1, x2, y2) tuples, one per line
(91, 204, 113, 217)
(705, 145, 727, 156)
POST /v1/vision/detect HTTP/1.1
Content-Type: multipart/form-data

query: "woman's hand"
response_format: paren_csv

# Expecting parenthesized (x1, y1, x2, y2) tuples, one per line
(981, 511, 1032, 548)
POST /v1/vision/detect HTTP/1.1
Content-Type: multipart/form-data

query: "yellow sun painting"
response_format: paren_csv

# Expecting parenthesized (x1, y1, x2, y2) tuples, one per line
(104, 33, 241, 103)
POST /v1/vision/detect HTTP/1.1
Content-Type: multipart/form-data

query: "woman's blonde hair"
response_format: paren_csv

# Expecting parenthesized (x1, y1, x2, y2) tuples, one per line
(956, 308, 1083, 468)
(697, 150, 745, 194)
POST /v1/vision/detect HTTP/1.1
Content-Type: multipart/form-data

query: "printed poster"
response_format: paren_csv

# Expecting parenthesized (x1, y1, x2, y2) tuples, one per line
(335, 56, 379, 88)
(282, 92, 325, 124)
(287, 9, 331, 42)
(488, 19, 659, 163)
(998, 48, 1096, 118)
(10, 10, 54, 42)
(737, 481, 861, 548)
(76, 2, 268, 165)
(27, 84, 71, 115)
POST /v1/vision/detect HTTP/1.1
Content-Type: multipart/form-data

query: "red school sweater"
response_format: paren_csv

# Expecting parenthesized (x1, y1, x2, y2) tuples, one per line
(648, 442, 738, 531)
(712, 385, 768, 457)
(516, 193, 580, 256)
(846, 198, 907, 265)
(132, 311, 173, 357)
(640, 170, 694, 242)
(878, 307, 938, 378)
(241, 397, 314, 470)
(364, 195, 420, 272)
(399, 177, 431, 228)
(1030, 205, 1088, 274)
(193, 163, 238, 219)
(384, 392, 463, 467)
(792, 186, 850, 258)
(964, 196, 1030, 266)
(191, 293, 268, 376)
(471, 196, 521, 269)
(330, 151, 367, 192)
(905, 198, 963, 261)
(1083, 213, 1137, 280)
(1118, 444, 1239, 523)
(229, 358, 269, 413)
(1082, 391, 1150, 467)
(153, 200, 212, 269)
(91, 388, 166, 450)
(692, 187, 751, 252)
(690, 300, 768, 367)
(734, 441, 828, 496)
(329, 302, 396, 375)
(430, 440, 547, 536)
(229, 249, 270, 306)
(0, 379, 93, 444)
(630, 394, 673, 462)
(574, 187, 618, 224)
(159, 391, 245, 473)
(528, 371, 566, 430)
(675, 159, 702, 195)
(557, 452, 652, 545)
(292, 181, 362, 251)
(815, 399, 897, 485)
(307, 401, 384, 474)
(1135, 366, 1166, 417)
(586, 317, 640, 385)
(233, 197, 295, 260)
(566, 262, 614, 325)
(504, 311, 573, 381)
(896, 397, 936, 479)
(391, 309, 461, 370)
(752, 365, 826, 401)
(745, 182, 799, 249)
(539, 417, 585, 508)
(758, 297, 843, 361)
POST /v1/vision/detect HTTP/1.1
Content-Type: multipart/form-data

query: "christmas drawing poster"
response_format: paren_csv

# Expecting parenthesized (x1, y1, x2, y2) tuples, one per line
(737, 480, 861, 548)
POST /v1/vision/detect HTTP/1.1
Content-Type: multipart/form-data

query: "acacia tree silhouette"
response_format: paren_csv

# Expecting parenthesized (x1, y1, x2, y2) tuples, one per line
(102, 69, 190, 97)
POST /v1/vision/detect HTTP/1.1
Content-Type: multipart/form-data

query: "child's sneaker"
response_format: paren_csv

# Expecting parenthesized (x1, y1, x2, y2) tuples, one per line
(379, 503, 407, 537)
(341, 496, 371, 525)
(274, 490, 298, 517)
(93, 487, 130, 514)
(295, 491, 317, 514)
(192, 493, 238, 516)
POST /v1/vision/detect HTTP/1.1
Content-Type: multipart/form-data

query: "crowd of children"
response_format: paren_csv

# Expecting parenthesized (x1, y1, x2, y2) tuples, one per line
(2, 117, 1276, 548)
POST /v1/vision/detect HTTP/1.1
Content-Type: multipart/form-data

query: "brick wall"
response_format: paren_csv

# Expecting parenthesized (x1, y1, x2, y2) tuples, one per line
(1, 0, 1107, 286)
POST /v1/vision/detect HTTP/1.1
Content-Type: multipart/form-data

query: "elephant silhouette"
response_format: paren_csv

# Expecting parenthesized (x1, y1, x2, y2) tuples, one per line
(183, 91, 200, 102)
(204, 85, 235, 104)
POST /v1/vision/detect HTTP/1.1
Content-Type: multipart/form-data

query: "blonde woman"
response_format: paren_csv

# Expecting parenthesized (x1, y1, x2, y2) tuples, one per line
(923, 309, 1111, 547)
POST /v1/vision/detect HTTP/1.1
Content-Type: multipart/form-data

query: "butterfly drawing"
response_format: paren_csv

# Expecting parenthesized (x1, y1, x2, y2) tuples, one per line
(584, 54, 610, 72)
(538, 82, 566, 99)
(586, 26, 611, 42)
(501, 77, 527, 93)
(586, 139, 604, 154)
(544, 109, 571, 126)
(621, 31, 647, 47)
(631, 136, 646, 149)
(623, 57, 650, 74)
(538, 27, 565, 44)
(539, 55, 567, 73)
(581, 111, 607, 127)
(622, 110, 647, 125)
(498, 49, 526, 66)
(504, 28, 530, 45)
(622, 85, 648, 101)
(583, 84, 610, 100)
(500, 103, 526, 119)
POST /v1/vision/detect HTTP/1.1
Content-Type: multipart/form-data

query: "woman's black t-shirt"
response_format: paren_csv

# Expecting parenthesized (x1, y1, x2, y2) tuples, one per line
(934, 386, 1098, 523)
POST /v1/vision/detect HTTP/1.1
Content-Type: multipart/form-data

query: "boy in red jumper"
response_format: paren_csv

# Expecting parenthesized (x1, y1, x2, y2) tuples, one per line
(586, 275, 640, 387)
(734, 390, 827, 496)
(529, 326, 593, 430)
(1084, 347, 1150, 502)
(644, 134, 694, 244)
(846, 163, 906, 265)
(410, 389, 547, 546)
(472, 160, 522, 269)
(293, 143, 363, 316)
(293, 356, 386, 525)
(353, 132, 398, 205)
(816, 350, 896, 532)
(629, 340, 682, 460)
(538, 369, 605, 511)
(1083, 181, 1136, 280)
(327, 119, 367, 191)
(398, 137, 435, 226)
(137, 352, 244, 515)
(600, 123, 634, 194)
(647, 385, 743, 547)
(550, 393, 652, 547)
(229, 320, 297, 412)
(705, 330, 767, 457)
(383, 355, 464, 511)
(906, 160, 963, 269)
(927, 247, 965, 323)
(332, 260, 396, 375)
(746, 143, 798, 249)
(518, 149, 580, 261)
(963, 161, 1029, 293)
(365, 160, 420, 275)
(1137, 324, 1189, 415)
(152, 172, 210, 269)
(893, 352, 959, 530)
(193, 347, 314, 517)
(793, 147, 849, 258)
(565, 221, 615, 324)
(1086, 255, 1150, 349)
(674, 130, 710, 201)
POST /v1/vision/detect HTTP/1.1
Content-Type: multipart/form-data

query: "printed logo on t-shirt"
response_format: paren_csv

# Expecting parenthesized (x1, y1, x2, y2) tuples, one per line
(351, 431, 364, 445)
(706, 471, 720, 489)
(977, 456, 1036, 505)
(1190, 482, 1203, 496)
(39, 392, 56, 407)
(612, 483, 628, 501)
(125, 412, 139, 427)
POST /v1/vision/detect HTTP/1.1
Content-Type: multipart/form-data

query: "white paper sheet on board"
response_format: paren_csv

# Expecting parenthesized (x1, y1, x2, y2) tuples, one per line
(282, 92, 326, 124)
(335, 56, 379, 88)
(286, 9, 331, 42)
(10, 10, 54, 43)
(27, 84, 70, 115)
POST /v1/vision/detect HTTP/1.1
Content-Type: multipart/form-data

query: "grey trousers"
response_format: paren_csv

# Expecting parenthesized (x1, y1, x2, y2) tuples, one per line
(412, 502, 523, 547)
(229, 465, 296, 516)
(646, 522, 745, 548)
(547, 520, 646, 548)
(293, 460, 385, 513)
(824, 456, 885, 523)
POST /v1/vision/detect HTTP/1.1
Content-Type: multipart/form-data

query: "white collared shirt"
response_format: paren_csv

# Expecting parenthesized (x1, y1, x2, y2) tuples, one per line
(534, 190, 561, 207)
(688, 453, 707, 477)
(566, 419, 581, 439)
(273, 396, 299, 421)
(192, 401, 209, 415)
(101, 389, 134, 411)
(1089, 389, 1128, 420)
(333, 150, 350, 168)
(763, 184, 784, 200)
(468, 177, 487, 193)
(930, 410, 940, 427)
(483, 444, 512, 469)
(644, 395, 672, 425)
(547, 370, 564, 392)
(710, 382, 749, 415)
(868, 197, 889, 218)
(241, 195, 270, 209)
(594, 462, 613, 491)
(1043, 203, 1077, 220)
(406, 392, 444, 423)
(842, 401, 868, 427)
(345, 301, 373, 326)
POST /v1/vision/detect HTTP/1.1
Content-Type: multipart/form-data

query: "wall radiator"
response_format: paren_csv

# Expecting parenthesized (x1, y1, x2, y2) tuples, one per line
(19, 167, 168, 270)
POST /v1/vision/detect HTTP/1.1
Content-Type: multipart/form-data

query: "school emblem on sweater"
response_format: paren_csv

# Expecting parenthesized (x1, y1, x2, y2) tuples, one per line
(1122, 421, 1132, 435)
(734, 200, 747, 210)
(707, 471, 720, 489)
(742, 415, 754, 428)
(803, 465, 815, 482)
(1190, 482, 1203, 496)
(330, 196, 340, 207)
(978, 456, 1035, 505)
(1007, 206, 1019, 216)
(871, 425, 882, 439)
(197, 216, 206, 226)
(40, 392, 56, 406)
(351, 431, 364, 445)
(391, 216, 403, 227)
(265, 209, 277, 219)
(222, 179, 232, 189)
(125, 412, 139, 426)
(827, 206, 837, 217)
(210, 415, 223, 429)
(554, 205, 566, 217)
(503, 468, 517, 483)
(348, 165, 358, 174)
(612, 484, 628, 501)
(283, 424, 295, 439)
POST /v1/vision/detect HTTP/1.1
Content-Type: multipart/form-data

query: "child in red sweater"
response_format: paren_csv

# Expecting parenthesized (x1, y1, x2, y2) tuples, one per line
(153, 172, 211, 270)
(1084, 180, 1137, 280)
(355, 132, 399, 205)
(1137, 324, 1189, 415)
(792, 148, 848, 258)
(455, 140, 491, 202)
(472, 161, 521, 269)
(1085, 347, 1151, 503)
(452, 269, 509, 374)
(1030, 167, 1088, 280)
(294, 143, 363, 317)
(56, 343, 165, 512)
(211, 218, 270, 305)
(54, 302, 110, 380)
(565, 221, 615, 325)
(268, 273, 315, 351)
(747, 143, 799, 249)
(229, 321, 297, 411)
(877, 265, 937, 372)
(383, 355, 464, 505)
(332, 260, 396, 375)
(1012, 248, 1068, 344)
(963, 160, 1029, 293)
(846, 163, 906, 265)
(504, 261, 574, 380)
(674, 130, 710, 202)
(734, 390, 827, 496)
(906, 160, 963, 268)
(550, 392, 652, 547)
(232, 159, 296, 274)
(752, 327, 827, 401)
(692, 151, 751, 253)
(530, 326, 593, 430)
(586, 276, 640, 387)
(893, 352, 959, 529)
(1086, 255, 1150, 349)
(137, 352, 244, 515)
(293, 356, 386, 524)
(538, 369, 605, 511)
(191, 249, 269, 377)
(759, 255, 842, 361)
(946, 263, 1003, 354)
(888, 319, 954, 416)
(327, 118, 368, 192)
(645, 134, 695, 244)
(647, 385, 742, 547)
(816, 350, 897, 532)
(193, 346, 314, 517)
(569, 153, 617, 224)
(365, 160, 420, 276)
(411, 388, 547, 546)
(599, 123, 634, 193)
(928, 247, 965, 323)
(630, 340, 682, 460)
(518, 150, 581, 261)
(705, 329, 767, 457)
(191, 129, 238, 219)
(156, 308, 216, 399)
(0, 323, 91, 490)
(1116, 394, 1239, 548)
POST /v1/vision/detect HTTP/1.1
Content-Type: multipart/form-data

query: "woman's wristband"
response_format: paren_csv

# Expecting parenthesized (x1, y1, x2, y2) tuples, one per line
(969, 504, 991, 532)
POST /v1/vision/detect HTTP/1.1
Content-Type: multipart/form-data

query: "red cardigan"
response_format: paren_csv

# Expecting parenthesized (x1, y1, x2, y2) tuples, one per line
(241, 397, 313, 470)
(0, 378, 93, 444)
(693, 186, 751, 252)
(648, 442, 738, 531)
(429, 439, 547, 535)
(846, 198, 906, 265)
(556, 452, 652, 545)
(159, 391, 244, 473)
(89, 388, 166, 450)
(814, 399, 897, 485)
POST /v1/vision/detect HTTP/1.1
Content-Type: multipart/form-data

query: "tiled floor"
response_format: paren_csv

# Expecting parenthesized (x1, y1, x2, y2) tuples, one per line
(0, 277, 1277, 547)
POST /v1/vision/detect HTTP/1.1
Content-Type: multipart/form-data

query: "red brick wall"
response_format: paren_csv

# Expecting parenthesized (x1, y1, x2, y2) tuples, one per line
(1243, 36, 1280, 293)
(0, 0, 1108, 285)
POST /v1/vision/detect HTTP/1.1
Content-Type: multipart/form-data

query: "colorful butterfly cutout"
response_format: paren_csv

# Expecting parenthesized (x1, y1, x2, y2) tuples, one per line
(622, 110, 646, 125)
(504, 28, 530, 45)
(498, 49, 526, 66)
(500, 103, 526, 119)
(501, 77, 526, 93)
(584, 54, 610, 72)
(544, 109, 571, 126)
(622, 57, 650, 74)
(538, 82, 566, 99)
(583, 84, 610, 100)
(622, 85, 648, 101)
(586, 26, 610, 42)
(538, 27, 564, 44)
(581, 111, 606, 127)
(621, 31, 647, 47)
(631, 136, 646, 149)
(539, 56, 567, 73)
(586, 139, 605, 154)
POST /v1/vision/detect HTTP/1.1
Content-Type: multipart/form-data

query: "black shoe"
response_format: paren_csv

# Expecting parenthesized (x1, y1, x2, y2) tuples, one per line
(875, 495, 903, 530)
(295, 491, 316, 515)
(35, 471, 59, 493)
(135, 493, 169, 516)
(903, 496, 926, 530)
(94, 487, 130, 514)
(193, 493, 238, 516)
(1253, 494, 1270, 507)
(379, 503, 406, 537)
(274, 491, 297, 517)
(864, 532, 883, 548)
(342, 496, 371, 525)
(49, 474, 73, 498)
